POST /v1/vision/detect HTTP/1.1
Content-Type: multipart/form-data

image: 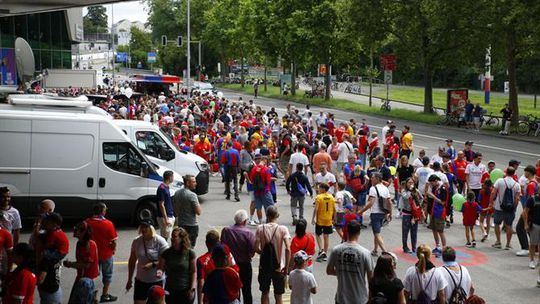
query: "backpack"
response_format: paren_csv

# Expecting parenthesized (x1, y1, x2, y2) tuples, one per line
(260, 225, 279, 272)
(415, 270, 436, 304)
(444, 266, 468, 304)
(295, 176, 308, 195)
(500, 179, 515, 212)
(330, 144, 339, 160)
(369, 291, 388, 304)
(342, 191, 353, 206)
(349, 175, 365, 193)
(252, 166, 267, 192)
(528, 194, 540, 226)
(375, 185, 392, 215)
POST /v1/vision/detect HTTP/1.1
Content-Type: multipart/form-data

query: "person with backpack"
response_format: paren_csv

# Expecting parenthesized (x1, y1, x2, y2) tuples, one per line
(369, 252, 406, 304)
(439, 246, 474, 304)
(254, 206, 291, 304)
(426, 175, 449, 256)
(335, 182, 356, 240)
(400, 178, 424, 254)
(523, 183, 540, 286)
(488, 166, 521, 250)
(248, 153, 274, 224)
(221, 141, 241, 202)
(327, 136, 340, 173)
(347, 165, 369, 213)
(516, 165, 538, 258)
(286, 163, 314, 226)
(403, 244, 447, 304)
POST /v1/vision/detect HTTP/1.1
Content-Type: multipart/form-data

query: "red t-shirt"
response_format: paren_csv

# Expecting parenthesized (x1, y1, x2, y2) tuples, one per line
(358, 136, 368, 154)
(248, 164, 271, 195)
(390, 143, 400, 160)
(76, 240, 99, 279)
(194, 141, 212, 161)
(0, 227, 13, 252)
(335, 128, 345, 143)
(197, 245, 239, 280)
(290, 234, 315, 267)
(461, 201, 481, 226)
(454, 159, 468, 181)
(3, 268, 36, 304)
(368, 138, 379, 154)
(45, 229, 69, 256)
(85, 216, 118, 260)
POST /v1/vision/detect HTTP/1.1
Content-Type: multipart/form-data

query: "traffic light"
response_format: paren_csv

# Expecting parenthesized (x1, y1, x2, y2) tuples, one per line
(161, 35, 167, 46)
(176, 36, 183, 47)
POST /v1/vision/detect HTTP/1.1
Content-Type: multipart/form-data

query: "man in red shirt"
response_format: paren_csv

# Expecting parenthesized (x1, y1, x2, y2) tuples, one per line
(248, 153, 273, 223)
(194, 133, 212, 162)
(85, 203, 118, 303)
(4, 243, 35, 304)
(454, 151, 468, 194)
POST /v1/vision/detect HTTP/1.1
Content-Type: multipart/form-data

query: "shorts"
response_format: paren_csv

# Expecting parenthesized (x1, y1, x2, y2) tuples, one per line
(258, 270, 285, 295)
(68, 277, 96, 304)
(157, 216, 175, 240)
(254, 192, 274, 210)
(315, 224, 333, 235)
(432, 218, 446, 232)
(99, 257, 114, 284)
(355, 192, 367, 207)
(493, 210, 515, 226)
(249, 191, 255, 202)
(280, 156, 291, 172)
(370, 213, 385, 234)
(134, 279, 164, 301)
(530, 224, 540, 246)
(334, 212, 345, 228)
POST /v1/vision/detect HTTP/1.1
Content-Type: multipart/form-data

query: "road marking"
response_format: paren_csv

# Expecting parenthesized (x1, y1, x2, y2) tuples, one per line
(114, 261, 128, 265)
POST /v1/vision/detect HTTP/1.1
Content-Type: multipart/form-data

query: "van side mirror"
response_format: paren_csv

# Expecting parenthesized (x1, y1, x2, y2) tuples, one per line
(166, 149, 175, 161)
(140, 162, 149, 177)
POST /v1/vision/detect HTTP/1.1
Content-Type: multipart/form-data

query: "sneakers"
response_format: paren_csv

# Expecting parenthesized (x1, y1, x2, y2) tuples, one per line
(529, 261, 536, 269)
(316, 250, 327, 261)
(234, 196, 240, 202)
(505, 244, 513, 250)
(472, 241, 476, 248)
(481, 234, 488, 242)
(492, 242, 502, 249)
(516, 250, 529, 257)
(100, 294, 118, 303)
(432, 247, 442, 257)
(371, 250, 379, 257)
(292, 217, 298, 226)
(465, 242, 473, 248)
(248, 218, 260, 226)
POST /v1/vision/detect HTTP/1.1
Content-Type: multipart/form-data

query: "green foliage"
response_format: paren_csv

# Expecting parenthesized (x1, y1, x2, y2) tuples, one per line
(84, 5, 108, 34)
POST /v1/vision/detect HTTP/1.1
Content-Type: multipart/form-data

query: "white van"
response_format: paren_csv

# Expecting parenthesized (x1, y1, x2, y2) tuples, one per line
(1, 95, 210, 195)
(112, 120, 210, 195)
(0, 106, 183, 224)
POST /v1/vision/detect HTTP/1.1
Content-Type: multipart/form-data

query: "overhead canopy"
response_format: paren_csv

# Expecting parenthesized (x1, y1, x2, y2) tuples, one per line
(130, 75, 182, 84)
(0, 0, 130, 16)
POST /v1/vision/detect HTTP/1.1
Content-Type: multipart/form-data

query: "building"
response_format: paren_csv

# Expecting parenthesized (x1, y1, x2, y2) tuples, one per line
(0, 8, 83, 84)
(112, 19, 147, 46)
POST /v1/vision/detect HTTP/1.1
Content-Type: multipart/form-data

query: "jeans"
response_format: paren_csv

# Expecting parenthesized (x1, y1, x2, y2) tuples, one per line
(224, 166, 239, 197)
(180, 225, 199, 247)
(516, 216, 529, 250)
(238, 262, 253, 304)
(39, 288, 63, 304)
(290, 196, 306, 219)
(402, 214, 418, 251)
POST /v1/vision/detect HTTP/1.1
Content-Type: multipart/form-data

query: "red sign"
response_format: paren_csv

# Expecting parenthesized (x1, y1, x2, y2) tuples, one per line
(447, 89, 469, 116)
(380, 54, 396, 71)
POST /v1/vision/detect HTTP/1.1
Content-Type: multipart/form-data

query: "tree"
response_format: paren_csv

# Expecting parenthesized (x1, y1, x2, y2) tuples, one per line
(129, 27, 154, 69)
(83, 5, 108, 34)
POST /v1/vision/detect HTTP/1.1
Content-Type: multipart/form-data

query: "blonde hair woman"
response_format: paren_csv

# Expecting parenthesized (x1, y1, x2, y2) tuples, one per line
(402, 245, 447, 303)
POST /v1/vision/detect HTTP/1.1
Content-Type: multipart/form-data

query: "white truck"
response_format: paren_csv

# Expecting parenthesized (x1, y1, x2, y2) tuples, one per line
(42, 69, 99, 89)
(0, 98, 184, 224)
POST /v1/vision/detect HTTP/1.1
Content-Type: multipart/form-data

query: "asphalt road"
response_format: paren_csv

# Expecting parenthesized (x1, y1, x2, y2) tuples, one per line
(23, 90, 540, 303)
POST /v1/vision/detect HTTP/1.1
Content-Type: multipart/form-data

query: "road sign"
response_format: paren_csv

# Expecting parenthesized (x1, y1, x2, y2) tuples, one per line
(116, 52, 128, 62)
(384, 70, 393, 84)
(147, 52, 157, 63)
(319, 64, 327, 75)
(380, 54, 396, 71)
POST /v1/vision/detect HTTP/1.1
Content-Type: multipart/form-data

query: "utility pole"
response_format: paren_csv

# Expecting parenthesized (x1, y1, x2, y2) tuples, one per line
(186, 0, 191, 88)
(111, 4, 115, 85)
(190, 41, 202, 82)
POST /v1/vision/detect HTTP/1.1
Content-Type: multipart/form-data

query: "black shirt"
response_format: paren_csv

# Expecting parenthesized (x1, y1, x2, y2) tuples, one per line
(369, 277, 404, 304)
(396, 165, 414, 183)
(526, 195, 540, 225)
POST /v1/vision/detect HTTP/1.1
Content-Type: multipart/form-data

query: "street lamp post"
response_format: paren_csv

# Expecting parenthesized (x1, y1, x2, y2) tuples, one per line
(186, 0, 191, 88)
(111, 4, 115, 85)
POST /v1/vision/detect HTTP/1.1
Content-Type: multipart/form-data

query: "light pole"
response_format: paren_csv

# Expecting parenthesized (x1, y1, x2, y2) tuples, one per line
(190, 41, 202, 81)
(186, 0, 191, 88)
(111, 4, 115, 85)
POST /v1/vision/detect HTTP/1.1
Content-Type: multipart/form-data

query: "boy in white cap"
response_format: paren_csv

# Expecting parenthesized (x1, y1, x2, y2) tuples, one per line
(289, 250, 317, 304)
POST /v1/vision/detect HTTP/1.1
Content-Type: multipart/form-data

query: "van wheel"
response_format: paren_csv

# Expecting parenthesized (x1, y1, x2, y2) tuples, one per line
(135, 201, 157, 225)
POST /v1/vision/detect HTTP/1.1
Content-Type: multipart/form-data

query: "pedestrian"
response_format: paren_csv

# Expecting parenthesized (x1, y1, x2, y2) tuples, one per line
(400, 177, 423, 253)
(156, 170, 175, 241)
(415, 157, 434, 197)
(0, 217, 13, 296)
(454, 151, 468, 194)
(463, 141, 475, 163)
(221, 141, 241, 201)
(478, 179, 493, 242)
(288, 250, 317, 304)
(220, 210, 256, 304)
(157, 227, 196, 303)
(286, 163, 314, 225)
(439, 246, 474, 303)
(446, 139, 456, 160)
(337, 134, 354, 175)
(312, 183, 335, 262)
(85, 202, 118, 303)
(0, 187, 22, 245)
(266, 156, 279, 203)
(312, 143, 333, 178)
(358, 172, 391, 256)
(461, 191, 482, 248)
(516, 165, 538, 257)
(248, 153, 274, 223)
(523, 185, 540, 285)
(499, 103, 512, 135)
(368, 252, 406, 304)
(326, 220, 374, 304)
(403, 244, 447, 303)
(29, 199, 55, 250)
(202, 244, 243, 304)
(488, 166, 521, 250)
(126, 220, 169, 304)
(64, 221, 99, 304)
(347, 165, 368, 213)
(335, 182, 356, 238)
(465, 152, 486, 201)
(412, 150, 426, 170)
(240, 141, 254, 192)
(314, 163, 337, 195)
(3, 243, 36, 304)
(400, 125, 413, 158)
(426, 174, 448, 256)
(254, 80, 259, 98)
(173, 174, 202, 247)
(255, 206, 291, 304)
(289, 219, 316, 273)
(289, 144, 310, 177)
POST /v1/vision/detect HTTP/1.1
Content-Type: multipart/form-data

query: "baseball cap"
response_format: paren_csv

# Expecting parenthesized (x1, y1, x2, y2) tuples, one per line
(147, 285, 169, 303)
(386, 120, 393, 124)
(212, 244, 227, 260)
(465, 140, 474, 146)
(294, 250, 310, 263)
(445, 139, 453, 142)
(344, 204, 354, 211)
(487, 160, 495, 165)
(139, 219, 153, 227)
(254, 153, 262, 159)
(508, 159, 520, 166)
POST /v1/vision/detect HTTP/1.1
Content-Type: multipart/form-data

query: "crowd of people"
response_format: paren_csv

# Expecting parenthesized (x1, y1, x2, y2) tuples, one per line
(0, 86, 540, 304)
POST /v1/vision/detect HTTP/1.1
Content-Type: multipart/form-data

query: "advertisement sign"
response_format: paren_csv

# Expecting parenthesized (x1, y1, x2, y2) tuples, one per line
(319, 64, 327, 75)
(147, 52, 157, 63)
(0, 48, 17, 85)
(380, 54, 396, 71)
(116, 52, 128, 62)
(447, 89, 469, 116)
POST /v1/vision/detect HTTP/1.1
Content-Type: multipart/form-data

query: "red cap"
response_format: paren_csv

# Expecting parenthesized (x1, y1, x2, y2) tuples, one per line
(147, 285, 168, 301)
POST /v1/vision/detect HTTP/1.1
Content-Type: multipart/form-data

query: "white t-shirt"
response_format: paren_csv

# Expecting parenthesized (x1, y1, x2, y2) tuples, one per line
(289, 268, 317, 304)
(412, 157, 424, 170)
(493, 177, 521, 211)
(430, 154, 443, 165)
(290, 152, 310, 169)
(433, 171, 449, 185)
(337, 142, 354, 163)
(143, 113, 151, 122)
(369, 184, 390, 214)
(403, 267, 448, 301)
(0, 206, 22, 233)
(381, 125, 390, 140)
(131, 235, 169, 283)
(465, 163, 487, 190)
(256, 223, 291, 269)
(415, 167, 434, 194)
(335, 190, 354, 212)
(439, 266, 472, 303)
(315, 172, 337, 195)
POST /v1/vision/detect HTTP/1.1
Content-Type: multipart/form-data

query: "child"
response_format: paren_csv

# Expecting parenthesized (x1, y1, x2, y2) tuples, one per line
(340, 204, 361, 242)
(478, 179, 493, 242)
(289, 250, 317, 304)
(462, 191, 482, 248)
(312, 183, 335, 261)
(334, 182, 356, 239)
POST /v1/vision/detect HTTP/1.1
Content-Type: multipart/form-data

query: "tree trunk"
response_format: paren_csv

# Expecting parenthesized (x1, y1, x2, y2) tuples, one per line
(369, 50, 373, 107)
(423, 60, 434, 113)
(291, 60, 296, 96)
(264, 61, 268, 92)
(240, 54, 245, 88)
(325, 63, 331, 100)
(506, 28, 519, 125)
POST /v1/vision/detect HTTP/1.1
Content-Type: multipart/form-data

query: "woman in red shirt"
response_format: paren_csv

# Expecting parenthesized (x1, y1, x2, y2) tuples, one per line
(288, 219, 316, 273)
(4, 243, 36, 304)
(64, 221, 99, 304)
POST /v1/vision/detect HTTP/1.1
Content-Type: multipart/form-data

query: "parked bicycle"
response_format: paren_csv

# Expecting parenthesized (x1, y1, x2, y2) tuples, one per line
(380, 99, 391, 111)
(438, 110, 461, 126)
(480, 111, 499, 128)
(518, 114, 540, 136)
(344, 83, 361, 94)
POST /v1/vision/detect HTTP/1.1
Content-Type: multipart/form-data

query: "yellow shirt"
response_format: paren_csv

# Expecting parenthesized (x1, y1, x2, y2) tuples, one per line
(251, 132, 263, 142)
(402, 132, 413, 150)
(347, 126, 354, 136)
(315, 193, 336, 226)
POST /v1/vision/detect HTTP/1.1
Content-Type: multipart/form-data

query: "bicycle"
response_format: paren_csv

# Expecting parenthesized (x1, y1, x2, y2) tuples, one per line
(380, 99, 391, 111)
(480, 111, 499, 128)
(518, 114, 540, 136)
(437, 110, 461, 126)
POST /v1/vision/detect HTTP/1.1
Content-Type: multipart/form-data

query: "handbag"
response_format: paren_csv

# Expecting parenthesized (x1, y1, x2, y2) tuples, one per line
(375, 185, 392, 214)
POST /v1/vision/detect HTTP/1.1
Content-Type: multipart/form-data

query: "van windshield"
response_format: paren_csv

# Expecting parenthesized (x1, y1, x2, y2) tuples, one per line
(103, 142, 157, 176)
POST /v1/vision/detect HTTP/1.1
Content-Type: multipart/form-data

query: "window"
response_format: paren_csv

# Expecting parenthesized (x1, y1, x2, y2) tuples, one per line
(27, 14, 40, 49)
(0, 17, 15, 48)
(14, 15, 28, 41)
(39, 13, 51, 49)
(103, 143, 145, 176)
(135, 131, 174, 161)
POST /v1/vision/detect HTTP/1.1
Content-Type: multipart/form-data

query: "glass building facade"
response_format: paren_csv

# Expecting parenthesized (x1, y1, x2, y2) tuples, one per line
(0, 10, 73, 72)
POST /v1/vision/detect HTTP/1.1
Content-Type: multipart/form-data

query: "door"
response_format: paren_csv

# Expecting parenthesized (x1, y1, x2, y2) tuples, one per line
(98, 142, 150, 220)
(134, 130, 175, 168)
(29, 120, 99, 218)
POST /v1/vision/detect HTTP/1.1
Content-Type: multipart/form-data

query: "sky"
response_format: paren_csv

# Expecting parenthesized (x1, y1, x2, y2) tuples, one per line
(83, 1, 149, 25)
